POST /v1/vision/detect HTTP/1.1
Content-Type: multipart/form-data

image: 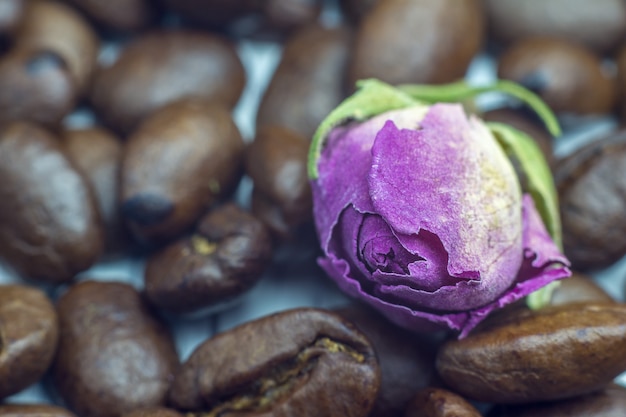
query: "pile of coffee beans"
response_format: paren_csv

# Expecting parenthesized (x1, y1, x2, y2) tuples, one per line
(1, 0, 626, 416)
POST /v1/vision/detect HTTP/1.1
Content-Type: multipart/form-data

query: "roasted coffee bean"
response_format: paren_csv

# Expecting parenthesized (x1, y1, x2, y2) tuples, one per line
(335, 304, 438, 417)
(53, 281, 179, 417)
(257, 25, 351, 139)
(144, 204, 272, 314)
(349, 0, 484, 86)
(0, 405, 77, 417)
(0, 122, 103, 283)
(169, 308, 381, 417)
(550, 272, 614, 306)
(0, 48, 76, 126)
(245, 126, 312, 240)
(121, 409, 183, 417)
(16, 0, 99, 94)
(498, 37, 615, 115)
(64, 0, 153, 31)
(491, 384, 626, 417)
(0, 285, 58, 400)
(555, 130, 626, 270)
(436, 302, 626, 403)
(485, 0, 626, 53)
(404, 387, 482, 417)
(91, 31, 245, 134)
(482, 108, 555, 169)
(121, 99, 244, 244)
(62, 127, 128, 253)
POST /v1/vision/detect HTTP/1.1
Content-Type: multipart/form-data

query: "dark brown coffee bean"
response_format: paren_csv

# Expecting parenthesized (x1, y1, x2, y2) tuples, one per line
(245, 126, 312, 240)
(485, 0, 626, 53)
(482, 108, 555, 169)
(91, 31, 245, 134)
(404, 387, 482, 417)
(0, 122, 103, 283)
(549, 272, 614, 306)
(64, 0, 153, 31)
(121, 99, 244, 244)
(348, 0, 484, 86)
(335, 304, 438, 417)
(498, 37, 615, 115)
(62, 127, 128, 254)
(0, 47, 76, 126)
(555, 130, 626, 270)
(169, 308, 381, 417)
(491, 384, 626, 417)
(0, 285, 58, 400)
(436, 302, 626, 403)
(0, 404, 77, 417)
(144, 204, 272, 314)
(120, 408, 183, 417)
(53, 281, 179, 417)
(257, 25, 351, 139)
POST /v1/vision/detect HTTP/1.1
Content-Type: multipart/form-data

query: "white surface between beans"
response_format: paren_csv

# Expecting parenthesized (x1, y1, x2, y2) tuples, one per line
(2, 1, 626, 405)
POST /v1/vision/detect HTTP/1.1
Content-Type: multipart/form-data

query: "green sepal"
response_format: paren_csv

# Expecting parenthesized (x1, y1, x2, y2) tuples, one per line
(308, 79, 420, 179)
(487, 122, 562, 249)
(487, 122, 563, 311)
(398, 80, 561, 138)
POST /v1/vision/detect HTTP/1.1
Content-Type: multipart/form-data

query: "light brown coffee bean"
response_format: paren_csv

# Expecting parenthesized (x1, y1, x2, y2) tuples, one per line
(245, 125, 312, 240)
(53, 281, 179, 417)
(121, 99, 244, 244)
(349, 0, 484, 86)
(91, 30, 245, 134)
(0, 122, 103, 283)
(404, 387, 482, 417)
(62, 127, 128, 254)
(436, 302, 626, 403)
(257, 25, 351, 139)
(491, 384, 626, 416)
(0, 285, 58, 399)
(498, 37, 615, 115)
(485, 0, 626, 53)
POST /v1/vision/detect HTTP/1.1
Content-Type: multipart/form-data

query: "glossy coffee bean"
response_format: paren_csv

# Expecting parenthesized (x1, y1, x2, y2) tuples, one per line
(485, 0, 626, 53)
(0, 405, 77, 417)
(121, 409, 183, 417)
(404, 387, 482, 417)
(65, 0, 153, 31)
(0, 122, 103, 283)
(169, 308, 381, 417)
(53, 281, 179, 417)
(257, 25, 351, 139)
(121, 99, 244, 244)
(436, 302, 626, 403)
(91, 31, 245, 134)
(245, 126, 312, 240)
(549, 272, 614, 306)
(555, 130, 626, 270)
(16, 0, 99, 94)
(62, 127, 128, 253)
(498, 37, 615, 115)
(0, 48, 76, 126)
(491, 384, 626, 417)
(0, 285, 58, 399)
(349, 0, 484, 86)
(335, 304, 438, 417)
(144, 204, 272, 314)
